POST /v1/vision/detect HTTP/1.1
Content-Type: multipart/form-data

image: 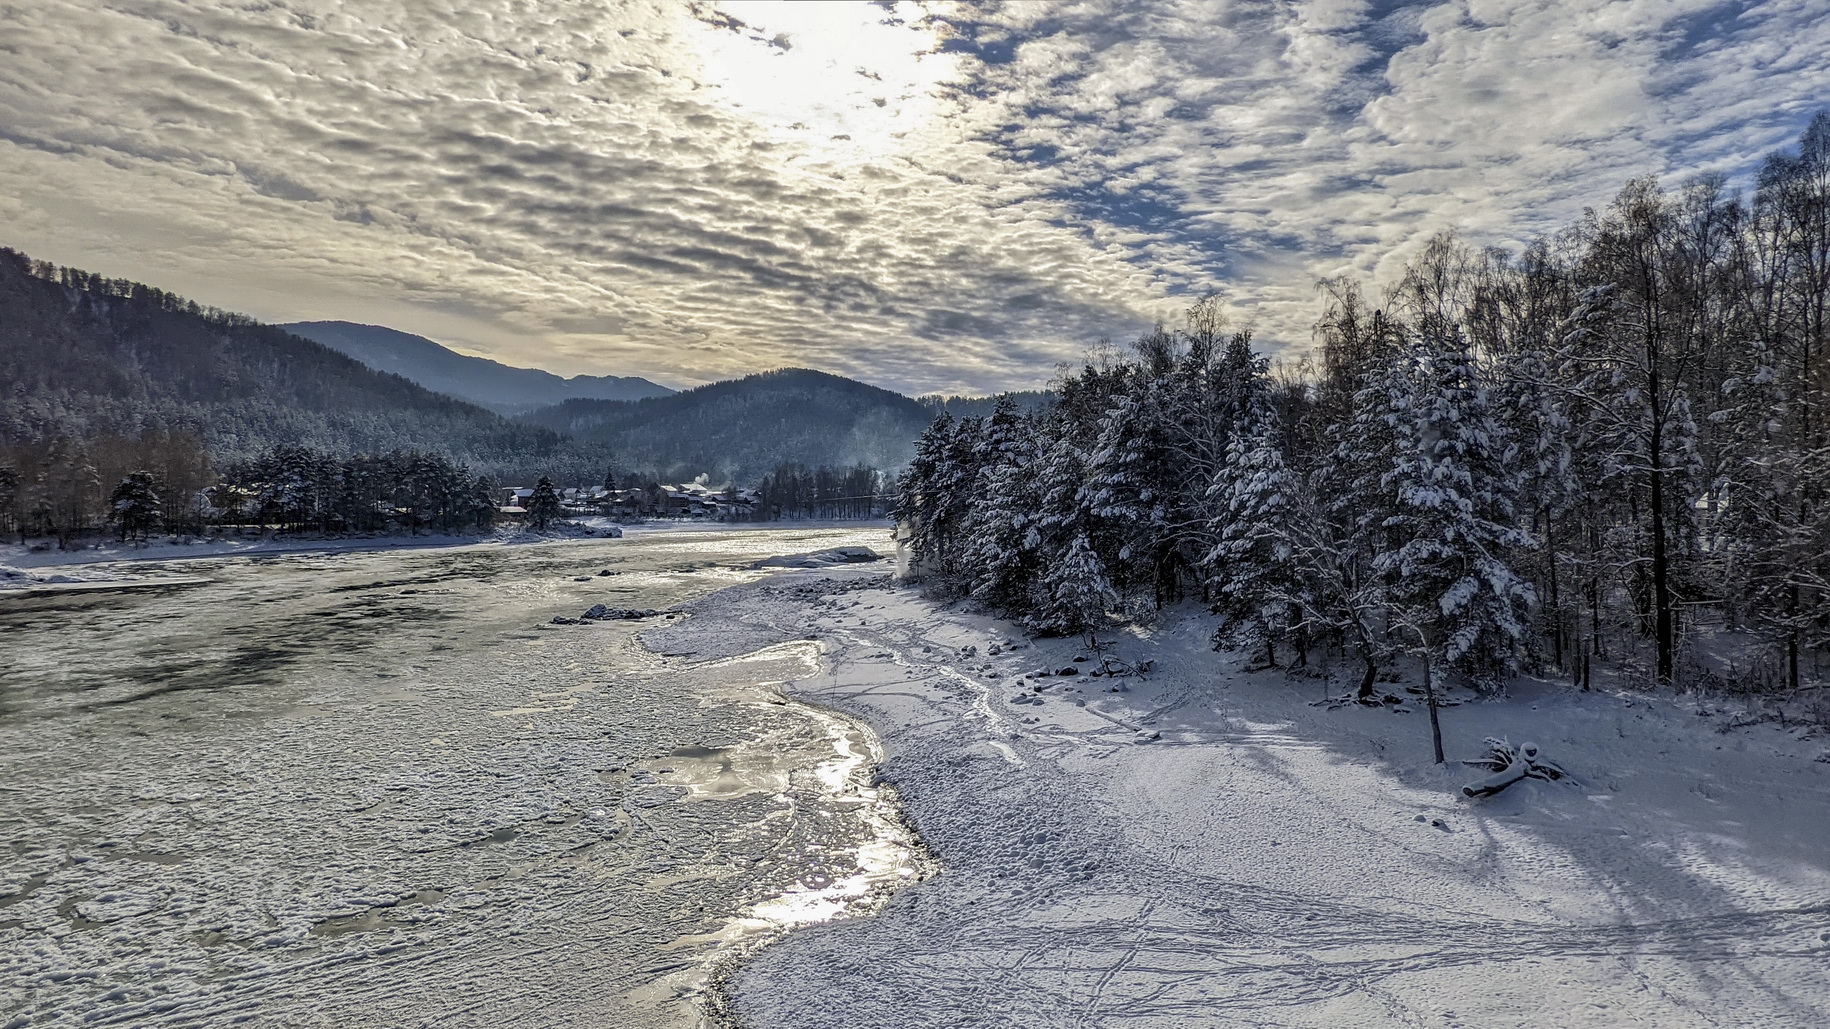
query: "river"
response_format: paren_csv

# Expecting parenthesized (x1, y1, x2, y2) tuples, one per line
(0, 525, 923, 1028)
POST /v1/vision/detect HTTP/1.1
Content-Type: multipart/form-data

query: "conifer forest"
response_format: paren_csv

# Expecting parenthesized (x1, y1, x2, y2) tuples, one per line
(899, 116, 1830, 700)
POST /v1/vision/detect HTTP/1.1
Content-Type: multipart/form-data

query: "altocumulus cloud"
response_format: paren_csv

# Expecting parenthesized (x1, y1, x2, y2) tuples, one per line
(1, 0, 1827, 394)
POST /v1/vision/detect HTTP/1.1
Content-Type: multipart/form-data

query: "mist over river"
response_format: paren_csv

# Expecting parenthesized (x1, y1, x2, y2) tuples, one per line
(0, 525, 921, 1028)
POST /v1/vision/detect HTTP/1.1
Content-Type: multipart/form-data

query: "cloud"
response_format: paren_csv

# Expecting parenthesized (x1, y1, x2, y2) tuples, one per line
(1, 1, 1827, 394)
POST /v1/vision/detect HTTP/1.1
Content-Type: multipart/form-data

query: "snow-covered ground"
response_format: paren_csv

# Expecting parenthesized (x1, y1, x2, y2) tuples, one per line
(660, 571, 1830, 1027)
(9, 532, 1826, 1027)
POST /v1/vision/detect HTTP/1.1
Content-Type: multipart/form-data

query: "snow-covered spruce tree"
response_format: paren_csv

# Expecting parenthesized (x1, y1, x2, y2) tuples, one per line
(1079, 319, 1254, 612)
(1012, 408, 1099, 627)
(1372, 338, 1535, 686)
(1302, 329, 1409, 697)
(1083, 362, 1179, 606)
(1032, 530, 1119, 638)
(527, 476, 562, 530)
(108, 471, 161, 542)
(961, 399, 1042, 611)
(470, 475, 499, 530)
(1203, 345, 1307, 665)
(898, 412, 984, 584)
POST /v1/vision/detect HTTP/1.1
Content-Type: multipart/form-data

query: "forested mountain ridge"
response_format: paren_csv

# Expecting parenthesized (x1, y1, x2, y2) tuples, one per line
(921, 391, 1054, 420)
(279, 320, 675, 414)
(0, 248, 585, 478)
(521, 368, 937, 482)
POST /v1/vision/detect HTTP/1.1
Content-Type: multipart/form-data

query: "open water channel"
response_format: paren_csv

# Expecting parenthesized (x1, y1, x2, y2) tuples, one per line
(0, 525, 923, 1027)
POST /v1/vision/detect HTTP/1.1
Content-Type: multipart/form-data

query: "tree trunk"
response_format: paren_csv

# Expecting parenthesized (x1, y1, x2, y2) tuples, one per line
(1357, 654, 1378, 702)
(1546, 507, 1563, 669)
(1424, 648, 1444, 765)
(1648, 355, 1675, 685)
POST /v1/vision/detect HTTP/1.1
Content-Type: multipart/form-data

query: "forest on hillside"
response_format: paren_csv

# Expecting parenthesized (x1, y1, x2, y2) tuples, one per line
(521, 368, 937, 483)
(0, 248, 604, 480)
(899, 114, 1830, 706)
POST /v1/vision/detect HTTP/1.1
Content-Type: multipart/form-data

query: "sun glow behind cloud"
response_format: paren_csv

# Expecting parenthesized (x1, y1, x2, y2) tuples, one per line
(686, 2, 961, 168)
(1, 1, 1828, 394)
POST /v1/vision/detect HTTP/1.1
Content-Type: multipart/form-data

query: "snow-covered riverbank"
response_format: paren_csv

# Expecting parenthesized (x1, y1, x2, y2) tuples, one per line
(671, 571, 1830, 1027)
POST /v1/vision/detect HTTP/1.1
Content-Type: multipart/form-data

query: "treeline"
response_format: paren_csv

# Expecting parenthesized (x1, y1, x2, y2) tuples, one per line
(17, 257, 268, 329)
(1, 430, 216, 543)
(754, 464, 888, 520)
(215, 445, 500, 534)
(900, 114, 1830, 697)
(0, 437, 502, 542)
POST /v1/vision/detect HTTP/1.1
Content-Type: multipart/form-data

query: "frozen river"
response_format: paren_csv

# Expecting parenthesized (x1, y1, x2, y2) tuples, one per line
(0, 525, 923, 1028)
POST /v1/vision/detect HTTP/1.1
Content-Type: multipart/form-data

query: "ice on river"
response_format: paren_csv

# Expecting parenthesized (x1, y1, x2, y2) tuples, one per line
(0, 526, 922, 1028)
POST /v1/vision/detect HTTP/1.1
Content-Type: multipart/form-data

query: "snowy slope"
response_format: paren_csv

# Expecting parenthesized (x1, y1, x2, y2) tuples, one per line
(671, 573, 1830, 1027)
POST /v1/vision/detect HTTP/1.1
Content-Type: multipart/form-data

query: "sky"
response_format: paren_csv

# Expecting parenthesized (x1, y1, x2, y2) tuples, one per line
(2, 1, 1829, 396)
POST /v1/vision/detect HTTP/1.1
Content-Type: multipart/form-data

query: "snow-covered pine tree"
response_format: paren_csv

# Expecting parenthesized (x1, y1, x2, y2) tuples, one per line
(527, 476, 562, 530)
(1032, 530, 1119, 638)
(1205, 408, 1300, 660)
(897, 412, 986, 584)
(1374, 339, 1535, 684)
(108, 471, 161, 541)
(1201, 341, 1307, 664)
(961, 398, 1040, 611)
(470, 475, 499, 530)
(1084, 372, 1177, 606)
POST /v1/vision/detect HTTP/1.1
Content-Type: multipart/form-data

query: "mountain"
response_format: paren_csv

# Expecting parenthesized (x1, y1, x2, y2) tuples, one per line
(280, 320, 674, 414)
(520, 368, 938, 482)
(0, 249, 596, 479)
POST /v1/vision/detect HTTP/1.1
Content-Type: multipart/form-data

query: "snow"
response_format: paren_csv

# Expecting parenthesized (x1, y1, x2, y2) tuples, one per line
(664, 571, 1830, 1027)
(9, 530, 1828, 1025)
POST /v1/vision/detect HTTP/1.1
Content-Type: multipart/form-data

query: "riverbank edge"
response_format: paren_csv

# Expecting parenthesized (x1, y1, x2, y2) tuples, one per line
(635, 567, 939, 1029)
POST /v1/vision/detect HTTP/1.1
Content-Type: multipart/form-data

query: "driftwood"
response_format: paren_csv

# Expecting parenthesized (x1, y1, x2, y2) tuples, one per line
(1461, 738, 1568, 798)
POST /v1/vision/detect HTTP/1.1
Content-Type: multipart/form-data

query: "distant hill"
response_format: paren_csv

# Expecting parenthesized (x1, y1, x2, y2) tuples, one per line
(0, 249, 593, 479)
(280, 320, 674, 414)
(521, 368, 937, 482)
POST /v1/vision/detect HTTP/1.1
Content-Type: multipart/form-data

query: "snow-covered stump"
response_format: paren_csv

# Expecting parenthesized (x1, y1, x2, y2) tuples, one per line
(1461, 739, 1567, 797)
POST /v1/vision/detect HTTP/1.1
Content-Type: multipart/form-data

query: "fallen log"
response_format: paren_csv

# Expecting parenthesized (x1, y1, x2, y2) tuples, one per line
(1461, 739, 1567, 798)
(1462, 752, 1530, 797)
